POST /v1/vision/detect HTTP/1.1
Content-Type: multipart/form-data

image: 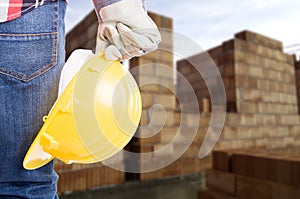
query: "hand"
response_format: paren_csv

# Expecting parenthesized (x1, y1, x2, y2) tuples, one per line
(96, 0, 161, 61)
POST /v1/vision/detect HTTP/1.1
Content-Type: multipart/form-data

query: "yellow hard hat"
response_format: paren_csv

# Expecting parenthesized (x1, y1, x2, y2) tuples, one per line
(23, 51, 142, 170)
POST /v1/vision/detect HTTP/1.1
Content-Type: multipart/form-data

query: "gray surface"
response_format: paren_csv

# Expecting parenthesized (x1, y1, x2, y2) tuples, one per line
(60, 173, 204, 199)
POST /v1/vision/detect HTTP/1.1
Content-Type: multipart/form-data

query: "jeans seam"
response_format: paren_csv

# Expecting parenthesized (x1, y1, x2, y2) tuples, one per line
(0, 1, 59, 83)
(0, 32, 57, 37)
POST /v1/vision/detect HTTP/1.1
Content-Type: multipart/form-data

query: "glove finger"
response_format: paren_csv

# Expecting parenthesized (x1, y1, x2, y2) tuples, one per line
(104, 45, 123, 61)
(103, 25, 133, 59)
(103, 25, 124, 49)
(96, 23, 111, 53)
(96, 35, 110, 53)
(117, 23, 159, 56)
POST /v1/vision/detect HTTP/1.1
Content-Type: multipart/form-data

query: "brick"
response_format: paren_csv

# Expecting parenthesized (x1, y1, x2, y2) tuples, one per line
(198, 190, 213, 199)
(278, 115, 299, 125)
(202, 98, 211, 113)
(135, 75, 156, 87)
(155, 94, 177, 110)
(160, 160, 180, 177)
(165, 111, 178, 126)
(140, 109, 149, 126)
(206, 170, 236, 195)
(249, 66, 263, 78)
(240, 114, 256, 126)
(180, 158, 199, 175)
(212, 150, 234, 172)
(235, 63, 250, 76)
(221, 126, 238, 140)
(131, 143, 153, 153)
(135, 62, 156, 76)
(209, 44, 223, 55)
(153, 143, 174, 158)
(225, 113, 241, 126)
(222, 51, 235, 64)
(237, 101, 258, 113)
(236, 174, 300, 199)
(235, 30, 283, 50)
(182, 143, 201, 158)
(160, 84, 178, 95)
(160, 127, 196, 143)
(177, 62, 197, 76)
(159, 28, 173, 49)
(158, 50, 174, 65)
(198, 190, 237, 199)
(236, 175, 273, 199)
(143, 50, 160, 60)
(232, 153, 249, 176)
(137, 127, 162, 144)
(272, 157, 293, 184)
(155, 63, 174, 79)
(158, 77, 176, 92)
(161, 15, 173, 29)
(289, 125, 300, 136)
(251, 155, 273, 180)
(141, 92, 154, 108)
(139, 170, 162, 181)
(272, 182, 300, 199)
(181, 112, 200, 127)
(140, 84, 161, 93)
(235, 75, 249, 88)
(148, 106, 167, 127)
(148, 12, 162, 27)
(138, 57, 158, 66)
(197, 157, 213, 172)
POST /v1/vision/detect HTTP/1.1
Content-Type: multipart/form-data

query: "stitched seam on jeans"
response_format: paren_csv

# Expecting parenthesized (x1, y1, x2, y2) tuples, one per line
(0, 1, 59, 82)
(0, 32, 57, 37)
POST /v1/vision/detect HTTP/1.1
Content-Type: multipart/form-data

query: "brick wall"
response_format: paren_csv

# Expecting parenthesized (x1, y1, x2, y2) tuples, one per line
(177, 42, 236, 112)
(177, 30, 300, 152)
(55, 160, 125, 193)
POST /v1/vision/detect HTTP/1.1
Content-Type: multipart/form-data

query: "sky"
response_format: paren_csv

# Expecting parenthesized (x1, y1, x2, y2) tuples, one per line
(65, 0, 300, 58)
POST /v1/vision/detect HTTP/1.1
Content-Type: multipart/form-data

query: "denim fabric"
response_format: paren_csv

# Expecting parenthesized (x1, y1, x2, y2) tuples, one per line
(0, 0, 66, 198)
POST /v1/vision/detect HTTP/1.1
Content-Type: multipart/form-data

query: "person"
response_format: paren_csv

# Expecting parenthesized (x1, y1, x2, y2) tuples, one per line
(0, 0, 160, 198)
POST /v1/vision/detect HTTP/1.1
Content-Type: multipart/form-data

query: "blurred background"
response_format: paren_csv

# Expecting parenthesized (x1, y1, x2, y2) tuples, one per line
(59, 1, 300, 199)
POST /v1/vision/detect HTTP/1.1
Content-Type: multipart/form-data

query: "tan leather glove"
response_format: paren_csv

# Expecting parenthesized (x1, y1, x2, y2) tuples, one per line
(96, 0, 161, 61)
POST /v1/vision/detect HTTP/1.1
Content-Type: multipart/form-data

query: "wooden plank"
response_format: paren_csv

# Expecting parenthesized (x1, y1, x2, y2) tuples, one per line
(236, 175, 300, 199)
(198, 190, 237, 199)
(212, 150, 234, 172)
(206, 170, 236, 195)
(236, 175, 272, 199)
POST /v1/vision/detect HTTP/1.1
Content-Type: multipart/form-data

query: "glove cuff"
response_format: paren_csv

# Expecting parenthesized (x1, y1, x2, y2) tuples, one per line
(94, 0, 145, 21)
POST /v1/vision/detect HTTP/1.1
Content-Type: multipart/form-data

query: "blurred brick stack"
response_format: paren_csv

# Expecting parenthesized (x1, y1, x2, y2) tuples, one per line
(177, 30, 300, 152)
(55, 159, 125, 193)
(61, 7, 300, 195)
(198, 149, 300, 198)
(58, 10, 212, 193)
(65, 10, 98, 58)
(127, 12, 212, 180)
(295, 60, 300, 114)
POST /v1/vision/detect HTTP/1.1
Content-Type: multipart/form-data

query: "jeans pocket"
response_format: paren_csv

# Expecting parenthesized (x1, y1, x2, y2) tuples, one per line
(0, 32, 58, 82)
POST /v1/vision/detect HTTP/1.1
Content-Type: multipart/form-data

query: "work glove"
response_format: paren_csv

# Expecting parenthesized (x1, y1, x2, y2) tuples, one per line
(95, 0, 161, 61)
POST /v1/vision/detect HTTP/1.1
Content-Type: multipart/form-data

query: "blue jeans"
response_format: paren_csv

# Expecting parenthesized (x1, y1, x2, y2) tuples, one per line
(0, 1, 66, 198)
